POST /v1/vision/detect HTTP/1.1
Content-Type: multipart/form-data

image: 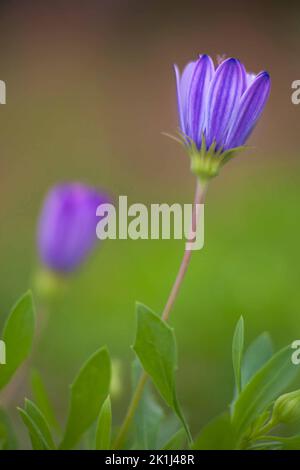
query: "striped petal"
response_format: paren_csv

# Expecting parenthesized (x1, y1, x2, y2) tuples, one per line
(225, 71, 271, 149)
(246, 72, 256, 88)
(174, 61, 196, 134)
(174, 65, 185, 133)
(205, 58, 246, 149)
(187, 54, 214, 146)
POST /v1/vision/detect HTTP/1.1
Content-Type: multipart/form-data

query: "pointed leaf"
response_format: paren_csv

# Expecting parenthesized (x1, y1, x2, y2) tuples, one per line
(95, 396, 112, 450)
(18, 408, 49, 450)
(133, 303, 192, 444)
(31, 368, 60, 432)
(0, 292, 35, 390)
(232, 345, 299, 437)
(241, 332, 273, 388)
(232, 316, 244, 395)
(60, 347, 111, 449)
(132, 360, 164, 450)
(24, 399, 55, 449)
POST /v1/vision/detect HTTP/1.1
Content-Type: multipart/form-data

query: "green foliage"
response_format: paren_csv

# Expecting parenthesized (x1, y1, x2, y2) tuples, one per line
(60, 347, 111, 449)
(133, 304, 176, 407)
(193, 413, 235, 450)
(18, 345, 113, 451)
(133, 303, 192, 444)
(0, 409, 17, 450)
(195, 318, 300, 450)
(4, 290, 300, 451)
(18, 408, 50, 450)
(232, 345, 298, 437)
(273, 435, 300, 450)
(95, 396, 112, 450)
(232, 316, 244, 395)
(30, 368, 60, 432)
(25, 399, 55, 448)
(18, 399, 56, 450)
(241, 332, 273, 388)
(0, 292, 35, 390)
(232, 321, 300, 449)
(132, 360, 164, 450)
(162, 428, 186, 450)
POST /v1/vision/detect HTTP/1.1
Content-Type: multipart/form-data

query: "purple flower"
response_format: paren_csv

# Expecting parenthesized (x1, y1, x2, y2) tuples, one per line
(174, 55, 271, 178)
(37, 183, 110, 273)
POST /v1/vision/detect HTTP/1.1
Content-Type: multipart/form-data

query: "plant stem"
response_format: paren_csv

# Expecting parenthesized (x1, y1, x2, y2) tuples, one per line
(113, 179, 208, 449)
(162, 179, 208, 321)
(113, 372, 148, 449)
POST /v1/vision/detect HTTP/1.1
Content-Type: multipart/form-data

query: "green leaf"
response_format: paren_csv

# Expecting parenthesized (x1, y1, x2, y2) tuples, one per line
(273, 435, 300, 450)
(24, 399, 55, 449)
(232, 345, 299, 438)
(18, 408, 50, 450)
(132, 360, 164, 450)
(193, 412, 235, 450)
(132, 303, 192, 444)
(133, 304, 175, 406)
(95, 396, 112, 450)
(248, 437, 282, 450)
(232, 316, 244, 395)
(0, 292, 35, 390)
(157, 414, 182, 449)
(241, 332, 273, 388)
(31, 368, 60, 432)
(162, 428, 186, 450)
(248, 410, 270, 436)
(60, 347, 111, 449)
(247, 434, 298, 450)
(0, 408, 17, 450)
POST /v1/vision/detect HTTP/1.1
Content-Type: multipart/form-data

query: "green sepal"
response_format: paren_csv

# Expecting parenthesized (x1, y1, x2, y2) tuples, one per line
(187, 134, 247, 181)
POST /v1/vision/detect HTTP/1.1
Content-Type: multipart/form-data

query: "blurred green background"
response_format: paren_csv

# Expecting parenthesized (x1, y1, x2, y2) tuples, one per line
(0, 0, 300, 444)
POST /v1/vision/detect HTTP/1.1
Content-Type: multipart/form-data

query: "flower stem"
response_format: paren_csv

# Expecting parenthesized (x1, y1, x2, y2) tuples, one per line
(113, 179, 208, 449)
(162, 179, 208, 321)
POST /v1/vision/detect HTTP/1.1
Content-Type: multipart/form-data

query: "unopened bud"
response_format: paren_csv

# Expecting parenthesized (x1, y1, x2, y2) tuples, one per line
(273, 390, 300, 424)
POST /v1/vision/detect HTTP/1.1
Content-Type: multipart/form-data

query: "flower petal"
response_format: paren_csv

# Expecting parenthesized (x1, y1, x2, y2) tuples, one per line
(181, 61, 197, 132)
(246, 72, 256, 88)
(187, 54, 214, 146)
(38, 184, 110, 272)
(225, 71, 271, 149)
(174, 61, 196, 134)
(205, 58, 245, 149)
(174, 64, 185, 133)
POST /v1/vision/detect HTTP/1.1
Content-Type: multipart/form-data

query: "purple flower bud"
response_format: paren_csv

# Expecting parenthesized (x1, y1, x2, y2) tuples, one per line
(174, 54, 271, 173)
(37, 183, 110, 273)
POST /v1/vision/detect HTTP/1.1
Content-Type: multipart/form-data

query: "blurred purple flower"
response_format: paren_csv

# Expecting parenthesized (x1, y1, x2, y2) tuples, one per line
(174, 55, 271, 153)
(37, 183, 110, 273)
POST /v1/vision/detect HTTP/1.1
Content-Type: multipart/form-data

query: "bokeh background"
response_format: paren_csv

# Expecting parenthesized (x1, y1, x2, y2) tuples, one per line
(0, 0, 300, 445)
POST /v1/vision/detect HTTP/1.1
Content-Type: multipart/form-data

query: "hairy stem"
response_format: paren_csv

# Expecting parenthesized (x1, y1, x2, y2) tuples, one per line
(113, 179, 208, 449)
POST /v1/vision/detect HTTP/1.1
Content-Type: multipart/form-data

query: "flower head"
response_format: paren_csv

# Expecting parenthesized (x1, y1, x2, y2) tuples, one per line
(174, 55, 271, 179)
(37, 183, 110, 273)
